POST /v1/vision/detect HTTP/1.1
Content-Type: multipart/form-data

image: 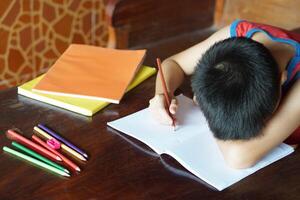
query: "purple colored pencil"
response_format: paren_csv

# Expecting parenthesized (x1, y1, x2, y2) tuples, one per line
(38, 124, 88, 159)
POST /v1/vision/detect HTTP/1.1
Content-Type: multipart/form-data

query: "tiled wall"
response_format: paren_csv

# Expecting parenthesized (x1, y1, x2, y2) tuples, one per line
(0, 0, 109, 89)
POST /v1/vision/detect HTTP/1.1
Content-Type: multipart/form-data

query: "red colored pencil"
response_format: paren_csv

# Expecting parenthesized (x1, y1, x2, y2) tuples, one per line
(6, 129, 62, 162)
(156, 58, 176, 130)
(32, 135, 81, 172)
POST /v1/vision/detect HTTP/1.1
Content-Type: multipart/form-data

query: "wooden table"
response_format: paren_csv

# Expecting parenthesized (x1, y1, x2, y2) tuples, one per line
(0, 73, 300, 200)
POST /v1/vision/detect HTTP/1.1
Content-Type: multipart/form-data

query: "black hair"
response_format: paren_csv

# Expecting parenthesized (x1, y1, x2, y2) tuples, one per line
(191, 37, 281, 140)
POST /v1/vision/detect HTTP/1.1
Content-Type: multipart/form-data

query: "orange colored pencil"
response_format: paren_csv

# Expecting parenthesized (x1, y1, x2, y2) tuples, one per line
(32, 135, 81, 172)
(156, 58, 176, 130)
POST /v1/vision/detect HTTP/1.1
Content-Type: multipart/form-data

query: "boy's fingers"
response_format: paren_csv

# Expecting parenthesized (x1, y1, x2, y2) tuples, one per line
(151, 108, 173, 125)
(149, 95, 173, 125)
(149, 94, 164, 107)
(158, 108, 173, 125)
(169, 98, 178, 115)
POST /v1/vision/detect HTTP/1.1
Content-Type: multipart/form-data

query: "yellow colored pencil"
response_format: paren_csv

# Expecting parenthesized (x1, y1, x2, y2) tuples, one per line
(33, 126, 87, 162)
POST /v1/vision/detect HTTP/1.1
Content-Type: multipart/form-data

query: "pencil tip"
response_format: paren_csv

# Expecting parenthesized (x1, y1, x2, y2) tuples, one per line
(57, 156, 62, 161)
(173, 124, 177, 132)
(76, 167, 81, 172)
(64, 173, 71, 177)
(64, 169, 70, 174)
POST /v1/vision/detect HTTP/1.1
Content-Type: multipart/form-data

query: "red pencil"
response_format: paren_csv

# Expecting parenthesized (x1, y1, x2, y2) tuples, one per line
(156, 58, 176, 130)
(6, 129, 62, 162)
(32, 135, 81, 172)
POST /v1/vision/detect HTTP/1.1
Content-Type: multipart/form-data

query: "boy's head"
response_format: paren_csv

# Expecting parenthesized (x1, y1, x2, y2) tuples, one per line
(191, 37, 281, 140)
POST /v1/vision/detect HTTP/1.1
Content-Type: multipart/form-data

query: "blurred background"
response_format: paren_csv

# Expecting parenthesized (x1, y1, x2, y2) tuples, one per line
(1, 0, 300, 90)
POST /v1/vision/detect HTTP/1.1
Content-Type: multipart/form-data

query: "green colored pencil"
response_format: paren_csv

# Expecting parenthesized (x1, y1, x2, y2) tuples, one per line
(12, 142, 70, 174)
(3, 146, 70, 177)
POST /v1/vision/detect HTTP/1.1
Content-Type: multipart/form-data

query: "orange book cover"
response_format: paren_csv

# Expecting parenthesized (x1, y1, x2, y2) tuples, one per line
(33, 44, 146, 104)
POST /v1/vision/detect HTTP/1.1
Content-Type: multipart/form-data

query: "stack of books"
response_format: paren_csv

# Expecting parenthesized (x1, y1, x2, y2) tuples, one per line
(17, 44, 156, 116)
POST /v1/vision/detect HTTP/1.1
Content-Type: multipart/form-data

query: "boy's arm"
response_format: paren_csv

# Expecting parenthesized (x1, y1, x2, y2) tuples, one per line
(217, 80, 300, 169)
(150, 26, 230, 124)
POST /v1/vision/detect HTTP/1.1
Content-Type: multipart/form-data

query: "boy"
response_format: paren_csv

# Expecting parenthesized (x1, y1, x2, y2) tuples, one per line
(149, 20, 300, 169)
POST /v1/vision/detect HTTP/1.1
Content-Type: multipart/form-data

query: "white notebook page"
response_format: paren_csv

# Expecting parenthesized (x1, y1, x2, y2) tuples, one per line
(107, 95, 294, 191)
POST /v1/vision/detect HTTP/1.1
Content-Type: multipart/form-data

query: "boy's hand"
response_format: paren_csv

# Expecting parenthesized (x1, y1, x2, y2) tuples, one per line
(149, 94, 178, 125)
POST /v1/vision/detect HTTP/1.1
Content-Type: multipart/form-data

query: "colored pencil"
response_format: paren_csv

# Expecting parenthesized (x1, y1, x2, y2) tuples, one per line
(6, 129, 62, 162)
(3, 146, 70, 177)
(156, 58, 176, 130)
(12, 141, 70, 174)
(33, 126, 87, 162)
(32, 135, 81, 172)
(38, 124, 88, 159)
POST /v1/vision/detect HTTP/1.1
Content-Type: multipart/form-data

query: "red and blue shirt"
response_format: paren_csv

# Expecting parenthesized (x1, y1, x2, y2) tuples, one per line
(230, 20, 300, 144)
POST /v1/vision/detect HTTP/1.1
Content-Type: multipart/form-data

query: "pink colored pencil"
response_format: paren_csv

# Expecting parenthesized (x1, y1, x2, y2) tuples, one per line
(32, 135, 81, 172)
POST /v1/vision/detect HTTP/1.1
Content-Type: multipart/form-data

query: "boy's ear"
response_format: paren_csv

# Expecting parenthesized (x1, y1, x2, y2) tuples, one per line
(193, 95, 199, 105)
(281, 70, 287, 85)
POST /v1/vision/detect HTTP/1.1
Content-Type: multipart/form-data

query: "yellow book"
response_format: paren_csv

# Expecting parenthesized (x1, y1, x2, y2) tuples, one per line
(18, 66, 156, 116)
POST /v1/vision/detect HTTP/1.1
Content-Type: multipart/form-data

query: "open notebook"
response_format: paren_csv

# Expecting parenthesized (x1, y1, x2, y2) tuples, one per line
(107, 95, 294, 191)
